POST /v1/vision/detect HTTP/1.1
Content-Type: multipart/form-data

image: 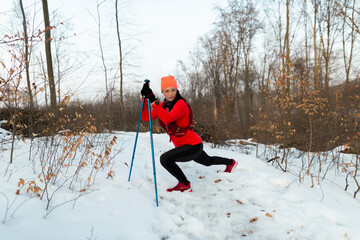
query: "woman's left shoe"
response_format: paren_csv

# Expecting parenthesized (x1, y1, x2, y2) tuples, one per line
(224, 159, 238, 173)
(166, 182, 192, 192)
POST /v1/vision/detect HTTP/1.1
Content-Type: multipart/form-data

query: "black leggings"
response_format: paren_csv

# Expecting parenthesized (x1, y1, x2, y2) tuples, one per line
(160, 143, 232, 184)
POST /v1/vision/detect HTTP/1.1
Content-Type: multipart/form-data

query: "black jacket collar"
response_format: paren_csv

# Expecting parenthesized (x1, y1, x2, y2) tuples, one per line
(163, 90, 185, 111)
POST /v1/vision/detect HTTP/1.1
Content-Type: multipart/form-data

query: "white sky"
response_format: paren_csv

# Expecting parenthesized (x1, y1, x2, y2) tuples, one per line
(1, 0, 228, 99)
(128, 0, 226, 89)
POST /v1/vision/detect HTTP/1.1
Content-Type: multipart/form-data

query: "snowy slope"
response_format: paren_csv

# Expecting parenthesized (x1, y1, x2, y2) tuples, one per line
(0, 131, 359, 240)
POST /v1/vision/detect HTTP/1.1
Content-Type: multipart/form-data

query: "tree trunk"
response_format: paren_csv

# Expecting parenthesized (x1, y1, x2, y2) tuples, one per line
(284, 0, 291, 94)
(324, 4, 331, 100)
(115, 0, 125, 129)
(342, 0, 355, 105)
(304, 0, 309, 98)
(319, 1, 335, 101)
(55, 41, 61, 105)
(243, 56, 250, 132)
(38, 53, 49, 108)
(42, 0, 57, 115)
(313, 0, 320, 89)
(20, 0, 34, 138)
(96, 0, 112, 131)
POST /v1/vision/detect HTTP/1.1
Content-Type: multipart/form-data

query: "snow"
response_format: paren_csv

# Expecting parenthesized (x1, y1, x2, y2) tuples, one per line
(0, 131, 359, 240)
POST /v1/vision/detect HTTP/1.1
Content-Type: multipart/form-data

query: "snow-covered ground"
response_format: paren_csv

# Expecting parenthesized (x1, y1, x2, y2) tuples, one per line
(0, 131, 359, 240)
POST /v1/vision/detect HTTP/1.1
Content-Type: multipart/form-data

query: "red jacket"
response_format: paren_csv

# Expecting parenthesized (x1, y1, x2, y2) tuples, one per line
(141, 99, 202, 148)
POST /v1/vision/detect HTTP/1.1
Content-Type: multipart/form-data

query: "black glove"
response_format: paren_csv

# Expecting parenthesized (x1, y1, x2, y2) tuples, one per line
(140, 83, 157, 103)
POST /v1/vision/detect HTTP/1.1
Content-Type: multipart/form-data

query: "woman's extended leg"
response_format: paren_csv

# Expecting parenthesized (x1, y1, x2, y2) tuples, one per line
(193, 149, 233, 166)
(194, 148, 237, 173)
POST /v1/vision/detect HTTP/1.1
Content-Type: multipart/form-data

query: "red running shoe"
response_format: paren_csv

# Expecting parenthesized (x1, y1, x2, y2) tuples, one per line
(166, 182, 192, 192)
(224, 159, 238, 173)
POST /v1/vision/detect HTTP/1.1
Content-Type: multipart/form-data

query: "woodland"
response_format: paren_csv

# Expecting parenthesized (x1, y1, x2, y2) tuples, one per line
(1, 6, 360, 239)
(0, 0, 359, 175)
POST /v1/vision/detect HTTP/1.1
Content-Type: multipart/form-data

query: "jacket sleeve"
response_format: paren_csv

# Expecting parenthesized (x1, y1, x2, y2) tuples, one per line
(153, 100, 188, 125)
(141, 98, 159, 122)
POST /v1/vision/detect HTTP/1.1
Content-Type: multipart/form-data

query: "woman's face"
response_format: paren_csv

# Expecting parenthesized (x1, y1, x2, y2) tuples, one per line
(162, 87, 177, 102)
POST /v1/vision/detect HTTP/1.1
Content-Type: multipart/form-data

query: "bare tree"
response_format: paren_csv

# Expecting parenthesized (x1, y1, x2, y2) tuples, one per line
(335, 0, 360, 34)
(115, 0, 125, 129)
(19, 0, 34, 137)
(283, 0, 291, 94)
(216, 0, 261, 131)
(41, 0, 57, 115)
(200, 33, 223, 122)
(51, 12, 85, 105)
(303, 0, 310, 90)
(311, 0, 320, 89)
(340, 0, 356, 103)
(318, 0, 338, 100)
(95, 0, 112, 131)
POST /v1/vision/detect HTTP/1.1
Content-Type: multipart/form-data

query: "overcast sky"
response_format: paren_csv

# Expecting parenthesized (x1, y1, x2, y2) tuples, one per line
(0, 0, 228, 100)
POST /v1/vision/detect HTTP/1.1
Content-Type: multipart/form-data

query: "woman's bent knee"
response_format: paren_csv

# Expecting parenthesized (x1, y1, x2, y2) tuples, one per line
(160, 154, 168, 167)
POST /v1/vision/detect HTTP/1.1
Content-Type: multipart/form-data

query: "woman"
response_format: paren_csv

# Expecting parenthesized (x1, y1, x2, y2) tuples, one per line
(141, 75, 237, 192)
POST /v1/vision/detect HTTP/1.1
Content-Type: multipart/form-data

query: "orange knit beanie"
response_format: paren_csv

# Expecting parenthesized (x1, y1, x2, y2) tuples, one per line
(161, 75, 177, 92)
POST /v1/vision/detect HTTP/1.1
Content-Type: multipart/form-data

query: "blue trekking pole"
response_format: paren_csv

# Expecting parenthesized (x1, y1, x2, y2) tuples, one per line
(128, 79, 159, 207)
(148, 95, 159, 207)
(127, 97, 145, 182)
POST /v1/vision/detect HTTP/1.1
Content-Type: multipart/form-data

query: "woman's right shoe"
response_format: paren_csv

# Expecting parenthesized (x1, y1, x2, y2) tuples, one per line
(224, 159, 238, 173)
(166, 182, 192, 192)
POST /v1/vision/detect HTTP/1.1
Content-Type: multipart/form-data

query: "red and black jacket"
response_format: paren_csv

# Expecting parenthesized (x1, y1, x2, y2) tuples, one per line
(141, 92, 202, 148)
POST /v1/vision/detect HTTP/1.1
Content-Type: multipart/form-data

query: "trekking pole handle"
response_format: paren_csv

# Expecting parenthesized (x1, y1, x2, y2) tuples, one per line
(144, 79, 150, 88)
